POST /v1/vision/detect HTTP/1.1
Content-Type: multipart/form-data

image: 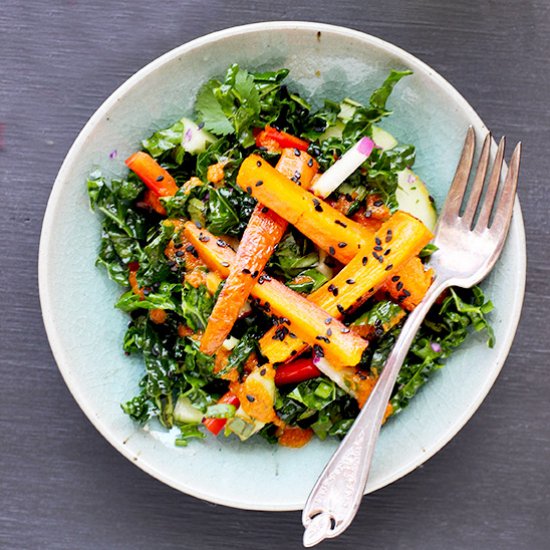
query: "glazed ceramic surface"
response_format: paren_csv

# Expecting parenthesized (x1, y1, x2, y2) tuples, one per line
(39, 22, 525, 511)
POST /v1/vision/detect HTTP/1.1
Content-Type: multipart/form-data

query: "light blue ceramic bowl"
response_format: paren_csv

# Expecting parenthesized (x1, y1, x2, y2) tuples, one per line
(39, 22, 525, 511)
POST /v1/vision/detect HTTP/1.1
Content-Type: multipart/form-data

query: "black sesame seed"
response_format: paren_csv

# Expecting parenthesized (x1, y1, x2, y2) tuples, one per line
(385, 229, 393, 243)
(294, 148, 301, 156)
(364, 209, 373, 218)
(341, 327, 350, 333)
(174, 242, 183, 249)
(261, 206, 269, 214)
(290, 349, 297, 356)
(156, 175, 164, 182)
(273, 326, 289, 341)
(325, 317, 332, 325)
(368, 287, 374, 293)
(385, 264, 394, 271)
(307, 158, 313, 167)
(198, 234, 210, 243)
(337, 304, 345, 314)
(316, 335, 331, 344)
(246, 395, 256, 403)
(346, 279, 355, 285)
(251, 270, 259, 279)
(329, 246, 336, 255)
(396, 282, 404, 291)
(256, 160, 262, 167)
(260, 368, 266, 376)
(255, 180, 264, 187)
(397, 295, 406, 303)
(326, 328, 332, 337)
(289, 332, 297, 339)
(362, 256, 368, 266)
(185, 244, 195, 253)
(313, 344, 325, 358)
(403, 289, 411, 297)
(242, 268, 251, 275)
(384, 249, 391, 256)
(338, 242, 348, 248)
(392, 275, 400, 282)
(246, 186, 252, 194)
(374, 199, 384, 207)
(375, 237, 382, 246)
(175, 250, 184, 257)
(335, 219, 347, 227)
(372, 251, 380, 260)
(216, 239, 226, 247)
(374, 245, 383, 251)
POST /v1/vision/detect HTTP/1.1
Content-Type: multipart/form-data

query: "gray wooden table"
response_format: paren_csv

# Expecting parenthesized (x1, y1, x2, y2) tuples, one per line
(1, 1, 549, 549)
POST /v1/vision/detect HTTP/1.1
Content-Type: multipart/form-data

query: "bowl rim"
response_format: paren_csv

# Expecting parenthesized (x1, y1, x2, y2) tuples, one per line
(38, 20, 526, 511)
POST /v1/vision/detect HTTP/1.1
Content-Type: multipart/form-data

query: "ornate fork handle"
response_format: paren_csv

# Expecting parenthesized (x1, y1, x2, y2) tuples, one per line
(302, 278, 447, 547)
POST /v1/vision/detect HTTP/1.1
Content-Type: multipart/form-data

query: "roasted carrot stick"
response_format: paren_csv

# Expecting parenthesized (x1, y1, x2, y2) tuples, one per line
(125, 151, 179, 197)
(236, 154, 375, 263)
(184, 222, 368, 369)
(259, 212, 433, 364)
(200, 149, 319, 355)
(378, 256, 434, 311)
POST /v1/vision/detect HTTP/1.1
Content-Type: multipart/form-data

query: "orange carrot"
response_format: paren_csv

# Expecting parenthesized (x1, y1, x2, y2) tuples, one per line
(259, 212, 433, 364)
(378, 256, 434, 311)
(184, 222, 368, 368)
(125, 151, 178, 197)
(142, 189, 167, 215)
(200, 149, 319, 355)
(236, 154, 375, 263)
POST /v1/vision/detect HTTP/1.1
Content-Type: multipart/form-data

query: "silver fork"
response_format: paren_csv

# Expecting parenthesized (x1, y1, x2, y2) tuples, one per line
(302, 128, 522, 547)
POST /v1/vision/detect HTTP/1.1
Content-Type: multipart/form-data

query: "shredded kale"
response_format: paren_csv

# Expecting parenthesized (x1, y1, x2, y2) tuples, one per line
(88, 64, 495, 447)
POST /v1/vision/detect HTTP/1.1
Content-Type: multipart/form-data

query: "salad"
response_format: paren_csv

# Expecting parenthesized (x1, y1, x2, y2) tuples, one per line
(88, 65, 494, 448)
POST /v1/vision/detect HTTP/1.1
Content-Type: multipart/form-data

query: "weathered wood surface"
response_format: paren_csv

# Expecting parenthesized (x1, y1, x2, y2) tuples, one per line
(1, 1, 549, 548)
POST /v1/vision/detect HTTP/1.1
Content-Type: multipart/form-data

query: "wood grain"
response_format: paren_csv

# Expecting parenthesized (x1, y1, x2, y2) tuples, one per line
(1, 1, 549, 549)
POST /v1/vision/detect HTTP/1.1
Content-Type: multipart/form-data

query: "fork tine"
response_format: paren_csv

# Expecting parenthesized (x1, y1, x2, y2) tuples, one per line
(461, 133, 491, 228)
(475, 137, 506, 230)
(440, 127, 475, 220)
(489, 142, 521, 238)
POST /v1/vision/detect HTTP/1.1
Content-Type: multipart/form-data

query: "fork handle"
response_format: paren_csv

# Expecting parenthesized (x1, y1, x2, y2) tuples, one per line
(302, 279, 447, 547)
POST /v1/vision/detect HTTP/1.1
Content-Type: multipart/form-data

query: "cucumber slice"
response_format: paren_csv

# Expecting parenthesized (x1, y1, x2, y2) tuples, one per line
(227, 409, 265, 441)
(371, 126, 398, 151)
(180, 117, 216, 155)
(396, 168, 437, 231)
(173, 395, 203, 425)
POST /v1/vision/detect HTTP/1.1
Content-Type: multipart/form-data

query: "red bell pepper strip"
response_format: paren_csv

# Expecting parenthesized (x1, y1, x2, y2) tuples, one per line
(256, 125, 310, 152)
(202, 391, 240, 436)
(274, 358, 322, 387)
(125, 151, 179, 197)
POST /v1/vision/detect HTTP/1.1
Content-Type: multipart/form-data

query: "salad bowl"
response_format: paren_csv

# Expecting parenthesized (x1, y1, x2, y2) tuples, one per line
(39, 21, 525, 511)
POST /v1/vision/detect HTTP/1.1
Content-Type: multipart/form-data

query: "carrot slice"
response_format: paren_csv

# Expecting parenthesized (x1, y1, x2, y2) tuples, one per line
(236, 154, 375, 263)
(142, 189, 167, 216)
(200, 149, 318, 355)
(125, 151, 178, 197)
(259, 212, 433, 364)
(378, 256, 434, 311)
(184, 222, 368, 369)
